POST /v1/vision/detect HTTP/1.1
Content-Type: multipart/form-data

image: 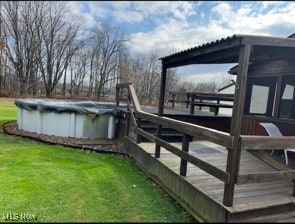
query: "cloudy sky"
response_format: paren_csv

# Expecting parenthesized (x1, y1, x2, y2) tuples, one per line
(67, 1, 295, 84)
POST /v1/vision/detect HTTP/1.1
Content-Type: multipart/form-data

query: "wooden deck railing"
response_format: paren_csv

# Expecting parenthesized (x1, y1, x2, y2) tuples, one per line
(116, 84, 232, 183)
(168, 91, 234, 115)
(116, 83, 295, 206)
(238, 135, 295, 186)
(168, 91, 194, 108)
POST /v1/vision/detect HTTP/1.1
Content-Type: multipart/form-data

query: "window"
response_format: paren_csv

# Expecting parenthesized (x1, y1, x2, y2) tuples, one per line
(249, 85, 269, 114)
(245, 76, 277, 116)
(279, 75, 295, 119)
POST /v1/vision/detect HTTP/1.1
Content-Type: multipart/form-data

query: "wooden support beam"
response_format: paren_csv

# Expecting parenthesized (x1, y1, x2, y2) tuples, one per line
(136, 118, 141, 144)
(186, 93, 190, 108)
(273, 75, 283, 118)
(155, 64, 167, 158)
(190, 97, 195, 115)
(223, 44, 251, 207)
(171, 94, 175, 108)
(180, 134, 190, 176)
(115, 87, 120, 107)
(293, 179, 295, 197)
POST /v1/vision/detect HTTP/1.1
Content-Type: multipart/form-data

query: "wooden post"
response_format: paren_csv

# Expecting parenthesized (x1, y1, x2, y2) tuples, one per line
(186, 93, 190, 108)
(190, 95, 195, 115)
(172, 94, 175, 108)
(223, 44, 251, 207)
(136, 118, 141, 144)
(214, 106, 218, 115)
(180, 134, 190, 176)
(216, 99, 220, 115)
(125, 94, 131, 137)
(293, 179, 295, 197)
(115, 86, 120, 107)
(273, 75, 283, 118)
(155, 63, 167, 158)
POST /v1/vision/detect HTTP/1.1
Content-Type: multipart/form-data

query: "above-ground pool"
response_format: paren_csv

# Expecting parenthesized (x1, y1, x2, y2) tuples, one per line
(15, 98, 124, 139)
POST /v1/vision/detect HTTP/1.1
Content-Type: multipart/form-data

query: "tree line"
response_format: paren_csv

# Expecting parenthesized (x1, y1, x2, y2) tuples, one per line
(0, 1, 230, 104)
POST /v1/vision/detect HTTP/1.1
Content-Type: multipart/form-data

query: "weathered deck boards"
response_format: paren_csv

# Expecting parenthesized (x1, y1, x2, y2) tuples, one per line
(137, 140, 295, 222)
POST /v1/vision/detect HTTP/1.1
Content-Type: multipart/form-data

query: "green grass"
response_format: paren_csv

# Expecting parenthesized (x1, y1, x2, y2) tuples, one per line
(0, 101, 17, 125)
(0, 100, 194, 222)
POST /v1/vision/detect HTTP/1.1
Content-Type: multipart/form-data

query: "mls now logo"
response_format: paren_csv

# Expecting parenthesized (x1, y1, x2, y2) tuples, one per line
(3, 213, 37, 222)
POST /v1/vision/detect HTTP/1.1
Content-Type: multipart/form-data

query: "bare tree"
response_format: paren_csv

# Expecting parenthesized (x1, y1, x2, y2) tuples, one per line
(164, 68, 179, 101)
(0, 1, 4, 93)
(89, 23, 128, 100)
(194, 82, 217, 93)
(117, 47, 138, 86)
(2, 1, 41, 95)
(68, 48, 88, 96)
(36, 1, 82, 97)
(132, 48, 162, 104)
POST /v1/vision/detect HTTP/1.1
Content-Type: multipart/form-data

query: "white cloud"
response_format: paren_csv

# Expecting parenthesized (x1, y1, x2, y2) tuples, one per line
(66, 2, 97, 29)
(208, 1, 295, 37)
(170, 1, 196, 20)
(262, 1, 285, 10)
(115, 10, 145, 24)
(71, 1, 196, 24)
(127, 19, 194, 57)
(211, 2, 232, 22)
(68, 1, 295, 58)
(127, 15, 233, 57)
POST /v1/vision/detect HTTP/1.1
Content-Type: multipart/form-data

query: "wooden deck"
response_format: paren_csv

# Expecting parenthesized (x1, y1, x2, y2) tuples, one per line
(116, 36, 295, 220)
(116, 84, 295, 222)
(133, 140, 295, 222)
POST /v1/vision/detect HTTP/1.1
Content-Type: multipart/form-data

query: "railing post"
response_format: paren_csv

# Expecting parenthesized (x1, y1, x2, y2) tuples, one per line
(180, 134, 190, 176)
(186, 93, 190, 108)
(125, 114, 130, 137)
(293, 179, 295, 197)
(172, 94, 175, 108)
(115, 86, 120, 107)
(155, 63, 167, 158)
(215, 99, 220, 115)
(125, 93, 131, 137)
(190, 95, 195, 115)
(155, 125, 162, 158)
(223, 44, 251, 207)
(136, 118, 141, 144)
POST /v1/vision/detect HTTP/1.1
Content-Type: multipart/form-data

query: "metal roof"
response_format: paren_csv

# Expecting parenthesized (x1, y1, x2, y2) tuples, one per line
(160, 34, 240, 60)
(160, 34, 295, 68)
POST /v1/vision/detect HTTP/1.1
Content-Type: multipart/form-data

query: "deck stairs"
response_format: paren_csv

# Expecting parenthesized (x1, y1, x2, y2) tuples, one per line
(139, 119, 185, 142)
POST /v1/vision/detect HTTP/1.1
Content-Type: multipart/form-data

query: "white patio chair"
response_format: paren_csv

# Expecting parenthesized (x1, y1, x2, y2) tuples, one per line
(259, 122, 295, 165)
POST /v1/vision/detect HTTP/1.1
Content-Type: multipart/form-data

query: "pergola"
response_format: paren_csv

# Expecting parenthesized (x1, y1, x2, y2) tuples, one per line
(157, 34, 295, 206)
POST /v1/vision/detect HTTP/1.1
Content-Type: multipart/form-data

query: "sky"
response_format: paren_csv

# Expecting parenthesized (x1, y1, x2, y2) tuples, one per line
(67, 1, 295, 85)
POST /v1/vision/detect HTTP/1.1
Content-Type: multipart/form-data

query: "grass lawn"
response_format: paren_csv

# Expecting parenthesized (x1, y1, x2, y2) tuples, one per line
(0, 100, 194, 222)
(0, 100, 17, 125)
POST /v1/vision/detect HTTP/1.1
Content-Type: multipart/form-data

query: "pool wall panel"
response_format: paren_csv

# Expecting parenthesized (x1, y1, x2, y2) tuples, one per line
(15, 99, 118, 139)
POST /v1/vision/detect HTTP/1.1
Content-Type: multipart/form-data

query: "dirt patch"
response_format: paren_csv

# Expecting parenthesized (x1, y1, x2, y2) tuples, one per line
(0, 97, 16, 103)
(3, 121, 128, 155)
